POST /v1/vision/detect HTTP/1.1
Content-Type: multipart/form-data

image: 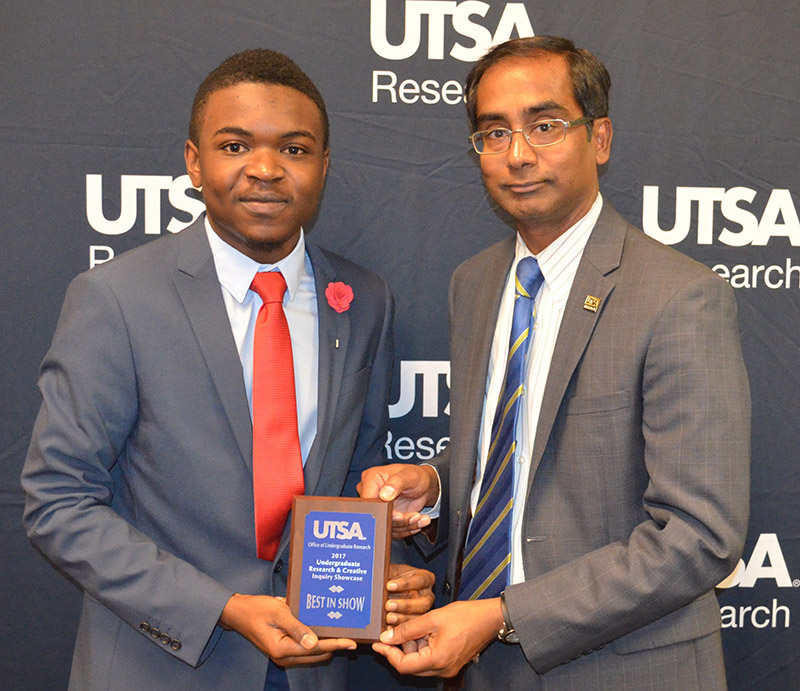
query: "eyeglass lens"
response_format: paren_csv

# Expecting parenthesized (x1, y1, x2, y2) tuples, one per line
(474, 120, 567, 153)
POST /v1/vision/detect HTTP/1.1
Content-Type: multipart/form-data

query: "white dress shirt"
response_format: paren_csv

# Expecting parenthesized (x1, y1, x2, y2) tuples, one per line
(205, 218, 319, 464)
(474, 193, 603, 585)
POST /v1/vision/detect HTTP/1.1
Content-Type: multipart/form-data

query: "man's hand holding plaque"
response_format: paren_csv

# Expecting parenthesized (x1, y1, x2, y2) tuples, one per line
(385, 562, 435, 626)
(218, 563, 433, 667)
(219, 593, 357, 666)
(286, 496, 435, 642)
(357, 463, 440, 539)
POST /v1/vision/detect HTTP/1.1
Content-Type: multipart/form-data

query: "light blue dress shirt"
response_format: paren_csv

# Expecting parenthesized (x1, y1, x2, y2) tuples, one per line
(205, 218, 319, 464)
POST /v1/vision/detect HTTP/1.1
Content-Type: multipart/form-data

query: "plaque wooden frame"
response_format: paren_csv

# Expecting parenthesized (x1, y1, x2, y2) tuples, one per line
(286, 496, 392, 643)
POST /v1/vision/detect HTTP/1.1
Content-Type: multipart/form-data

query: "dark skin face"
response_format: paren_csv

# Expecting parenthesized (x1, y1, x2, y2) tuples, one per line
(474, 55, 612, 253)
(185, 82, 329, 264)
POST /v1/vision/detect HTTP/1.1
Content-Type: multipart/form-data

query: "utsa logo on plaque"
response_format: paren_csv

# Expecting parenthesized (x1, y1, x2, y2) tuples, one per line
(86, 173, 205, 268)
(370, 1, 534, 104)
(312, 520, 367, 541)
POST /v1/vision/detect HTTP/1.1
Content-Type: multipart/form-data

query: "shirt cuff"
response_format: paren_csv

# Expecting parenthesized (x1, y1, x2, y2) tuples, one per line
(418, 463, 441, 519)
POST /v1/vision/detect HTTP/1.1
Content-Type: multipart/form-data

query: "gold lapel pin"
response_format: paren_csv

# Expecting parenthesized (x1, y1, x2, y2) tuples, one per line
(583, 295, 601, 312)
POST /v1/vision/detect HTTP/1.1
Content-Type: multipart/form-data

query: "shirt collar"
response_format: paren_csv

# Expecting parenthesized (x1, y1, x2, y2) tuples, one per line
(514, 192, 603, 302)
(205, 215, 307, 304)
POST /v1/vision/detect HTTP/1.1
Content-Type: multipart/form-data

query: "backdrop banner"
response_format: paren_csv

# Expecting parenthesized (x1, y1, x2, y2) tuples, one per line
(2, 2, 797, 688)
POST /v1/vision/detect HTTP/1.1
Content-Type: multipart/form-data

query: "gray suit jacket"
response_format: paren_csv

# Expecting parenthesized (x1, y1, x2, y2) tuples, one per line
(432, 204, 750, 688)
(22, 218, 394, 690)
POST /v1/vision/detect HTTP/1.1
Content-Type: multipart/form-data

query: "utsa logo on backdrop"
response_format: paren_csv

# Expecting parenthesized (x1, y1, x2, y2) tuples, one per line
(717, 533, 796, 629)
(644, 185, 800, 290)
(370, 0, 534, 105)
(386, 360, 451, 462)
(86, 174, 204, 268)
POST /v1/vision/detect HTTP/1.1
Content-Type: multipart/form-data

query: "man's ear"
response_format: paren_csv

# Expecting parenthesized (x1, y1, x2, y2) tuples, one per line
(184, 139, 202, 188)
(592, 117, 613, 166)
(322, 148, 330, 180)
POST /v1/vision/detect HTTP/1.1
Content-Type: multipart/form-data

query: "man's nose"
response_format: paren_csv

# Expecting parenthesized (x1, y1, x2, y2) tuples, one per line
(244, 148, 284, 181)
(507, 129, 538, 167)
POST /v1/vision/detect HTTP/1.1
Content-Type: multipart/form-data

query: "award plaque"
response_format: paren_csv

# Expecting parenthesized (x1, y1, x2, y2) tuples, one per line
(286, 496, 393, 642)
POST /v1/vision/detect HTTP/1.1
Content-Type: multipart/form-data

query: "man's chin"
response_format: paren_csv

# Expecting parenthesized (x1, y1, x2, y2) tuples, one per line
(507, 203, 550, 226)
(240, 231, 302, 264)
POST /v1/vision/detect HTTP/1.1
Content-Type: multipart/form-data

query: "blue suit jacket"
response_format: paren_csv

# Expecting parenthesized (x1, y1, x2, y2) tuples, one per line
(22, 218, 394, 690)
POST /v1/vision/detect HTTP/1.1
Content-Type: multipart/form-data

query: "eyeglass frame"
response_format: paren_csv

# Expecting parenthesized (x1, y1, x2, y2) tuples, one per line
(468, 116, 594, 155)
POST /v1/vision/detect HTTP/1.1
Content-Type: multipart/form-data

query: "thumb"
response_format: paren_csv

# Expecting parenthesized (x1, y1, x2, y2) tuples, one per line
(276, 607, 318, 649)
(378, 480, 402, 502)
(359, 465, 412, 502)
(379, 465, 428, 502)
(378, 612, 431, 645)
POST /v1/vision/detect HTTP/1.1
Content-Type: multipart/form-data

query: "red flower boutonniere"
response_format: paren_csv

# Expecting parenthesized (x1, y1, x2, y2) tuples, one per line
(325, 281, 354, 313)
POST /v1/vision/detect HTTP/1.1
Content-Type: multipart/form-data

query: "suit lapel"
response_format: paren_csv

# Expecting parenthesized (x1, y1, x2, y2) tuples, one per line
(452, 238, 515, 517)
(172, 219, 252, 468)
(303, 242, 350, 496)
(527, 205, 627, 483)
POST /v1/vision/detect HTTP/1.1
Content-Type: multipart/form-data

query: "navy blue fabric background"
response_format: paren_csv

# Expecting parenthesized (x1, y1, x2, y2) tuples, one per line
(2, 2, 798, 687)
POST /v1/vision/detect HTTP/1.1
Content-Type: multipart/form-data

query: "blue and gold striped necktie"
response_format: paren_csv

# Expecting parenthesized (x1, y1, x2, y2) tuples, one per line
(459, 256, 544, 600)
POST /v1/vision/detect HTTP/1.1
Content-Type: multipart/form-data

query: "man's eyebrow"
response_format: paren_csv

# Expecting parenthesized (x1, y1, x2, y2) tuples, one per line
(212, 126, 318, 142)
(279, 129, 318, 142)
(476, 101, 568, 127)
(523, 101, 568, 117)
(213, 126, 253, 138)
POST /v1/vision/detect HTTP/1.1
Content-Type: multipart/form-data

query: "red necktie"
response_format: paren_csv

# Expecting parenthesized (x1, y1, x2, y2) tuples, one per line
(249, 271, 305, 561)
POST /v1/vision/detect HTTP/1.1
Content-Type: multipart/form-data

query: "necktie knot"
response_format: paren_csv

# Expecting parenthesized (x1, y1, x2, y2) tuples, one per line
(250, 271, 287, 304)
(515, 256, 543, 299)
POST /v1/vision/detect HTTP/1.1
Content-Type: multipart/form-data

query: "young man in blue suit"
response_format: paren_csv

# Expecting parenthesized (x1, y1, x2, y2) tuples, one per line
(22, 49, 432, 690)
(360, 36, 749, 689)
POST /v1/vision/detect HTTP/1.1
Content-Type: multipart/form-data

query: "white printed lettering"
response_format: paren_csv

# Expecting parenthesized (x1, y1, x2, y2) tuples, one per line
(389, 360, 450, 418)
(87, 174, 205, 236)
(643, 185, 799, 247)
(89, 245, 115, 269)
(370, 0, 533, 62)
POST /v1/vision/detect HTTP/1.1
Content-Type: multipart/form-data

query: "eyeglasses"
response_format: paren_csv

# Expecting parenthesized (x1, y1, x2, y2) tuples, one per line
(469, 116, 593, 154)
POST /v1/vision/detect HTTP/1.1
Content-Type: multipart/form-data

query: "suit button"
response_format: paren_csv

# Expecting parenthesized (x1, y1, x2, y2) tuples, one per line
(274, 559, 283, 573)
(444, 580, 452, 595)
(171, 639, 182, 651)
(139, 622, 151, 633)
(160, 634, 171, 645)
(149, 627, 161, 638)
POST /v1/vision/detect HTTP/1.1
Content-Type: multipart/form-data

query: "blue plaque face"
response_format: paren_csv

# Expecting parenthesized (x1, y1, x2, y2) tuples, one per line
(298, 511, 375, 629)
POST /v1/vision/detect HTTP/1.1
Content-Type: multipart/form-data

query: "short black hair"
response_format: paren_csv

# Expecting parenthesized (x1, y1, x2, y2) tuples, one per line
(189, 48, 329, 147)
(465, 36, 611, 136)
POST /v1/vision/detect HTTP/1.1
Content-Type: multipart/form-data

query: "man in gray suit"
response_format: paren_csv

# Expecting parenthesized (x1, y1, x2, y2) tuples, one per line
(22, 49, 432, 690)
(359, 36, 750, 688)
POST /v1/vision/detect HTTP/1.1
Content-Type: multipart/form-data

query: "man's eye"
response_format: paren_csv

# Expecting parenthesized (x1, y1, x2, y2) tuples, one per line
(284, 145, 307, 156)
(222, 142, 244, 153)
(486, 128, 509, 140)
(533, 122, 554, 134)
